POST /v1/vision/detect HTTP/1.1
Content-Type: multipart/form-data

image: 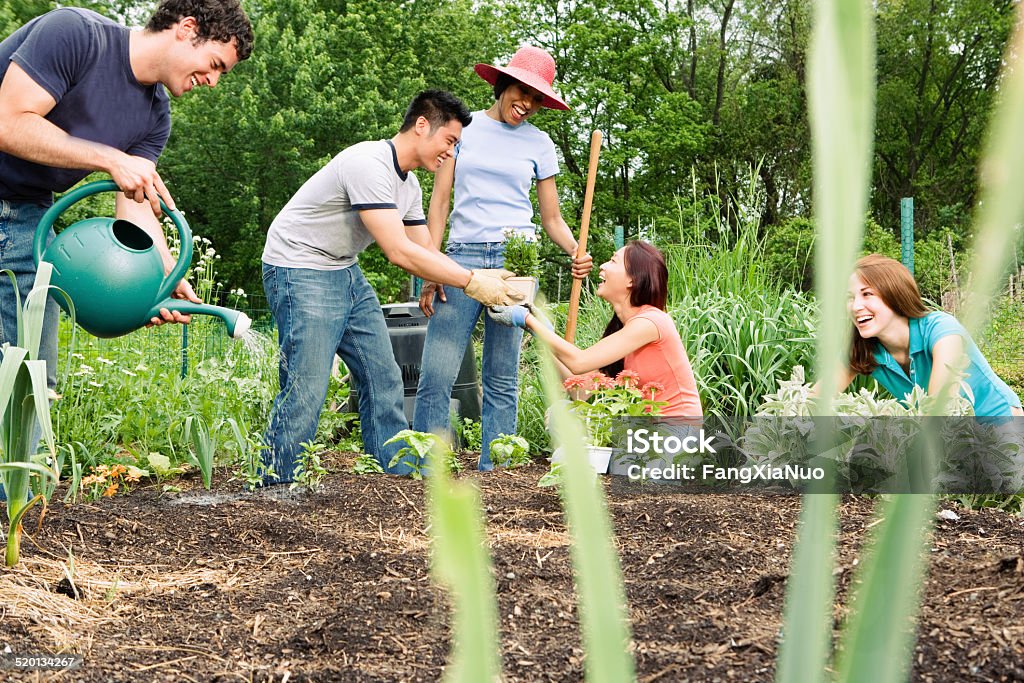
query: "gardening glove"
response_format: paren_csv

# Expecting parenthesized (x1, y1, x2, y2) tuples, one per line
(487, 304, 530, 328)
(487, 304, 554, 331)
(464, 269, 524, 307)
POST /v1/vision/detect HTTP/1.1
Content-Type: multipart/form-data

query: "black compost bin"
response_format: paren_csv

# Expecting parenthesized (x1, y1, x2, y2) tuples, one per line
(348, 302, 481, 425)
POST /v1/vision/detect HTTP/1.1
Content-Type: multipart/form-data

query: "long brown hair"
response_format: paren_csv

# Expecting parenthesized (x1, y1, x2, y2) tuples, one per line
(600, 241, 669, 377)
(849, 254, 929, 374)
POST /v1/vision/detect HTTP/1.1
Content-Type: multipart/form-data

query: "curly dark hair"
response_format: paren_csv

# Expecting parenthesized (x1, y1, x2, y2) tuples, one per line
(146, 0, 254, 60)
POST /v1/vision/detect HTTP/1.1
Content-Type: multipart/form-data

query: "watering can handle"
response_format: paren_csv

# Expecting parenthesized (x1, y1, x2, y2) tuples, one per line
(33, 179, 194, 303)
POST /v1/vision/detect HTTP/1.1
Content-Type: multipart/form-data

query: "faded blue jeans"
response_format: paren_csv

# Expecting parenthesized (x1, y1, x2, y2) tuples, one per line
(413, 242, 524, 470)
(0, 199, 58, 502)
(0, 199, 58, 388)
(262, 263, 410, 483)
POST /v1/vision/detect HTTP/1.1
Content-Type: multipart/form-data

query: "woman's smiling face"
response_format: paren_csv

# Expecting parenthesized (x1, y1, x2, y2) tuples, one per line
(848, 272, 898, 338)
(597, 247, 630, 302)
(496, 81, 545, 126)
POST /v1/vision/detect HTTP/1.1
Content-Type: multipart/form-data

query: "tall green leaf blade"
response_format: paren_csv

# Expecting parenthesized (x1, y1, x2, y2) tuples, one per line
(776, 492, 839, 683)
(835, 493, 933, 682)
(22, 262, 52, 361)
(779, 0, 875, 681)
(809, 0, 875, 406)
(960, 6, 1024, 337)
(0, 346, 28, 419)
(426, 444, 501, 683)
(25, 359, 55, 457)
(537, 346, 635, 683)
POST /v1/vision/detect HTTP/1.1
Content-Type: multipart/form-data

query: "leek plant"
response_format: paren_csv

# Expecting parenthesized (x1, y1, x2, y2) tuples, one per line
(536, 346, 635, 682)
(0, 262, 60, 567)
(425, 439, 501, 683)
(183, 414, 215, 489)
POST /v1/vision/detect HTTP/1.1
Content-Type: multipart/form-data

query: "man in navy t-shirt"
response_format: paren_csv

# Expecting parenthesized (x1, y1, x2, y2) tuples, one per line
(0, 0, 253, 387)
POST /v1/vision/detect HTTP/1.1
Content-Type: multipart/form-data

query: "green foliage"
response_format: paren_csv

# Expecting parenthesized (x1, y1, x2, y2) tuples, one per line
(561, 371, 664, 447)
(762, 216, 964, 301)
(657, 168, 775, 302)
(158, 0, 508, 298)
(501, 230, 540, 279)
(872, 0, 1015, 233)
(350, 453, 384, 475)
(536, 462, 563, 488)
(292, 440, 329, 492)
(762, 216, 817, 292)
(385, 429, 462, 480)
(5, 0, 1002, 303)
(487, 434, 531, 468)
(55, 323, 277, 470)
(535, 346, 635, 681)
(455, 417, 482, 453)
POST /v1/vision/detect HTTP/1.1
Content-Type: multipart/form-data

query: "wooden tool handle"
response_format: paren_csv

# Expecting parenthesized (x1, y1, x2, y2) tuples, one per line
(565, 130, 603, 344)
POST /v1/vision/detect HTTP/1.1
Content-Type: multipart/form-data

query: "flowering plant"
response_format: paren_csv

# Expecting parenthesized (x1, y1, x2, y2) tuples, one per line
(501, 228, 540, 279)
(562, 370, 666, 447)
(80, 463, 147, 500)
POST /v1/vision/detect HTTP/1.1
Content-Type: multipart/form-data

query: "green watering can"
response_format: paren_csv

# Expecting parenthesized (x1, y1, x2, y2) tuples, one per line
(33, 180, 251, 339)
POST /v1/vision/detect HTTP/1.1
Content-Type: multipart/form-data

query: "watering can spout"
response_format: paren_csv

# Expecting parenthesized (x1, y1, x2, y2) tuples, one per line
(156, 301, 252, 339)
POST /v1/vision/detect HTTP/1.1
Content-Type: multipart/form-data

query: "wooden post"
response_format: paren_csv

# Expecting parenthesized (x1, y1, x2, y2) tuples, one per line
(565, 130, 602, 344)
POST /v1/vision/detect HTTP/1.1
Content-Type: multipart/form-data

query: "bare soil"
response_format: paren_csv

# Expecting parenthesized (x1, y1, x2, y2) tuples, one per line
(2, 453, 1024, 682)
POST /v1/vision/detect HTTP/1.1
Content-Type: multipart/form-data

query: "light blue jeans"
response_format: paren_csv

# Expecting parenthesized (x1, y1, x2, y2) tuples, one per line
(413, 242, 524, 470)
(0, 199, 58, 388)
(0, 199, 58, 502)
(262, 263, 410, 482)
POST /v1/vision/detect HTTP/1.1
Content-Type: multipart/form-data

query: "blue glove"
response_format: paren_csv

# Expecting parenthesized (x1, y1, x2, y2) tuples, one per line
(487, 304, 529, 328)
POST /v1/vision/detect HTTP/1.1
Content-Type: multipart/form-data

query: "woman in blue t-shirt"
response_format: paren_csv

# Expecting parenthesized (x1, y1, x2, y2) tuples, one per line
(837, 253, 1022, 416)
(413, 46, 593, 469)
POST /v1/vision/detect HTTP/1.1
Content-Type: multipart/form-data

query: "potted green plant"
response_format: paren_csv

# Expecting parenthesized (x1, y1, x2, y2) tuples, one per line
(552, 370, 665, 474)
(501, 229, 540, 304)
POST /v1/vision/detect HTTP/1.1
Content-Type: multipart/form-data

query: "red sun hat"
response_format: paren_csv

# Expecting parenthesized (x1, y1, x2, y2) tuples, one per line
(474, 46, 570, 111)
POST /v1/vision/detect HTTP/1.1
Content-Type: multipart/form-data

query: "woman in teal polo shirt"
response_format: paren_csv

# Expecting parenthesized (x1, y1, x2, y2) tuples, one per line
(837, 253, 1022, 416)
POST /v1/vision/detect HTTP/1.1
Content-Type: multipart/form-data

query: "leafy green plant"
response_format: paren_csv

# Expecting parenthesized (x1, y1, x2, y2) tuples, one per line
(488, 434, 531, 468)
(224, 416, 272, 489)
(146, 451, 186, 480)
(350, 453, 385, 475)
(537, 462, 563, 488)
(385, 429, 462, 480)
(455, 417, 482, 452)
(0, 263, 60, 566)
(292, 440, 329, 491)
(501, 228, 540, 279)
(59, 442, 87, 504)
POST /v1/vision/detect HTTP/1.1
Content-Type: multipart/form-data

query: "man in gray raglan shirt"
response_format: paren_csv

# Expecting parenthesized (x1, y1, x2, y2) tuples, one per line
(261, 90, 523, 483)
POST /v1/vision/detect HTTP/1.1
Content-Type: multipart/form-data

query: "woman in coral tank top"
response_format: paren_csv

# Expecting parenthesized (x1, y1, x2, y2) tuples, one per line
(488, 240, 702, 418)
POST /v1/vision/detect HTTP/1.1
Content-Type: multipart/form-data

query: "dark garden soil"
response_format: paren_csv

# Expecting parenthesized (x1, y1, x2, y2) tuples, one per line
(2, 452, 1024, 682)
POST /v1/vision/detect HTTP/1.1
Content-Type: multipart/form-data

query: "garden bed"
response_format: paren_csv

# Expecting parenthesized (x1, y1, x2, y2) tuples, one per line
(2, 454, 1023, 681)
